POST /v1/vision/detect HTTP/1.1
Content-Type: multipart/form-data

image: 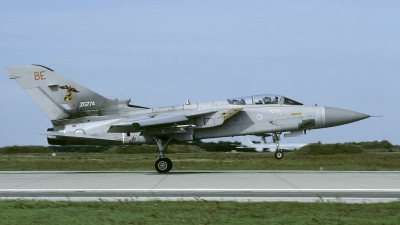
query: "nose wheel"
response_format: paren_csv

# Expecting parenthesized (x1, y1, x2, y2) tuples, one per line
(273, 132, 284, 160)
(274, 150, 284, 159)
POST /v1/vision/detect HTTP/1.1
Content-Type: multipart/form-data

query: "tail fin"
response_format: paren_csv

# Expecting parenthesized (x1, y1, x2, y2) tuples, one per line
(6, 64, 110, 120)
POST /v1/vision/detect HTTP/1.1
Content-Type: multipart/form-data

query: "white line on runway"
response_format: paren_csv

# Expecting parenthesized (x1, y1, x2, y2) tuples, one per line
(2, 189, 400, 192)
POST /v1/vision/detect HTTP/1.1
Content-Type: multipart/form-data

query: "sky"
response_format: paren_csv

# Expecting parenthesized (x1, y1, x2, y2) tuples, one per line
(1, 1, 399, 147)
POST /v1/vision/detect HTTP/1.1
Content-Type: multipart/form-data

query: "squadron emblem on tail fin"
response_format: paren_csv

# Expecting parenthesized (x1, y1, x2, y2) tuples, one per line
(59, 85, 79, 101)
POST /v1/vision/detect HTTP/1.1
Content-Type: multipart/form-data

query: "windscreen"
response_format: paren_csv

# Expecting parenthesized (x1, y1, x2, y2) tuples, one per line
(227, 95, 302, 105)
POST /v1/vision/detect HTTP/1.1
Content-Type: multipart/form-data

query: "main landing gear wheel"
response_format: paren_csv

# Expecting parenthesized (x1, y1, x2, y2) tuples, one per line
(155, 158, 173, 173)
(154, 137, 173, 173)
(274, 150, 284, 160)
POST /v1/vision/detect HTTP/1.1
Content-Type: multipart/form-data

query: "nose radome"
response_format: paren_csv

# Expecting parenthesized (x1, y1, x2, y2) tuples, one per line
(324, 107, 370, 128)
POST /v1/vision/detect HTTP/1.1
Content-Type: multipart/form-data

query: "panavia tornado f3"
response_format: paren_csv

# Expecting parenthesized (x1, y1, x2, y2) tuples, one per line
(6, 64, 370, 173)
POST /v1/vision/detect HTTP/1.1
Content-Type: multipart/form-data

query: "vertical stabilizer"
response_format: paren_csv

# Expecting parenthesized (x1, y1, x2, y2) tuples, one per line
(6, 65, 109, 121)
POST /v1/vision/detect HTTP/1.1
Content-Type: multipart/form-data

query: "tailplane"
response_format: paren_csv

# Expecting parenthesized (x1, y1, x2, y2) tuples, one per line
(6, 64, 110, 121)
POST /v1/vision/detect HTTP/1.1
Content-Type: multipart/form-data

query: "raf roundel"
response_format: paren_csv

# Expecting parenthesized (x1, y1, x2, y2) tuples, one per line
(256, 114, 263, 120)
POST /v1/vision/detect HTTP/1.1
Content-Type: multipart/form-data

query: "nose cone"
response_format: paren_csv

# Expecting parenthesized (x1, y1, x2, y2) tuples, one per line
(324, 107, 370, 128)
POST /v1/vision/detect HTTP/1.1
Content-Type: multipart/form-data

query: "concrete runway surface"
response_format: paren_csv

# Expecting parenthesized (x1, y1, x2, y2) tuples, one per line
(0, 171, 399, 203)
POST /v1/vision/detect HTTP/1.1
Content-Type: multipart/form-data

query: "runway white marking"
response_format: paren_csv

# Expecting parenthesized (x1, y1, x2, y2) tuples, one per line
(2, 171, 400, 203)
(1, 189, 400, 192)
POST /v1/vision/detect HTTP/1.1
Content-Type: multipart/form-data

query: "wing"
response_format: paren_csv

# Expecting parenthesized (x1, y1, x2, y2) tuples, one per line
(108, 109, 217, 133)
(108, 114, 189, 133)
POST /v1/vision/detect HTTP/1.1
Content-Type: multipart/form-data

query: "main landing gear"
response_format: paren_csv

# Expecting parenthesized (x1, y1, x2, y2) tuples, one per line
(273, 132, 284, 160)
(154, 137, 173, 173)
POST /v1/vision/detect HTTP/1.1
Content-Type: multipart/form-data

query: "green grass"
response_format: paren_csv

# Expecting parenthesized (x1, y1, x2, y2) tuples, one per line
(0, 200, 399, 225)
(1, 151, 400, 171)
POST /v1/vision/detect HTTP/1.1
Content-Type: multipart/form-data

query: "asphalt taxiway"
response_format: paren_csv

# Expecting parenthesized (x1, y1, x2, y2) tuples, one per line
(0, 171, 399, 203)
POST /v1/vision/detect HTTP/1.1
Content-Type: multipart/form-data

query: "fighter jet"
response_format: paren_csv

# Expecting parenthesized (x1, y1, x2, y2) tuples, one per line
(6, 65, 370, 173)
(237, 135, 307, 153)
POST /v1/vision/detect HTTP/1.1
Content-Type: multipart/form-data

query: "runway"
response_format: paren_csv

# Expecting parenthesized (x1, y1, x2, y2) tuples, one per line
(1, 171, 399, 203)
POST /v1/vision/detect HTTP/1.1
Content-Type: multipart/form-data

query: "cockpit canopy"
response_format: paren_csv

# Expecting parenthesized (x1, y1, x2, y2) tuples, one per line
(227, 94, 303, 106)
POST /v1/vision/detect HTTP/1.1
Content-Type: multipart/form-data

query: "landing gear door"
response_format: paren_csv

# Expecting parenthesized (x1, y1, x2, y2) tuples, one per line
(275, 117, 303, 130)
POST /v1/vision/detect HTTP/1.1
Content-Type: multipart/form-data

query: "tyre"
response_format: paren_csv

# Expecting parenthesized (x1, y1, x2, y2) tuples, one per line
(155, 158, 173, 173)
(274, 150, 284, 160)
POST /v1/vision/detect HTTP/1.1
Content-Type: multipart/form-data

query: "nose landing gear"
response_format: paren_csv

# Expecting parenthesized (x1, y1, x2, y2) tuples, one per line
(273, 132, 284, 160)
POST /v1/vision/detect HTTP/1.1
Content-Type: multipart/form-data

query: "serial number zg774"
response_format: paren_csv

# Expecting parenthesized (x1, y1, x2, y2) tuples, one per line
(80, 101, 95, 107)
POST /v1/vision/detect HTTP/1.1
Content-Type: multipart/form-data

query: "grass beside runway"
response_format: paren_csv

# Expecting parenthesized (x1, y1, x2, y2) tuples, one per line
(1, 151, 400, 171)
(0, 200, 399, 224)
